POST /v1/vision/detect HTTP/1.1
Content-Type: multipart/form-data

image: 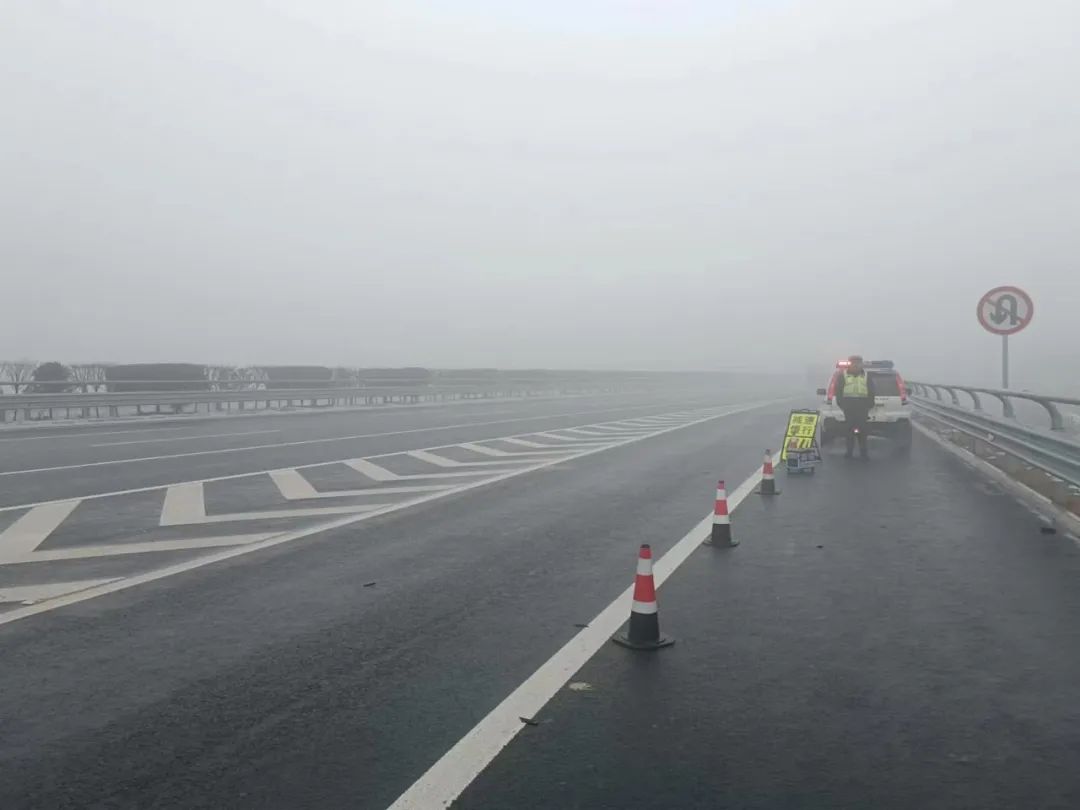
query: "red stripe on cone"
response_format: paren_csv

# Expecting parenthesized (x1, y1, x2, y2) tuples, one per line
(713, 481, 729, 517)
(759, 450, 779, 496)
(613, 544, 673, 650)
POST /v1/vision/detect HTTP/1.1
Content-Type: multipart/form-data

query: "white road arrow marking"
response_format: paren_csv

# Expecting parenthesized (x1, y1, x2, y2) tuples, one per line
(0, 501, 81, 562)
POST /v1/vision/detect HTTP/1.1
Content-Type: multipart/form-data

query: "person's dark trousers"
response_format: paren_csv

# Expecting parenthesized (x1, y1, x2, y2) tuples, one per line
(841, 403, 870, 458)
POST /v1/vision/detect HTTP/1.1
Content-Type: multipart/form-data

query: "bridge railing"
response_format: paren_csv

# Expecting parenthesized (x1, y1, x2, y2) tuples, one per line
(907, 381, 1080, 490)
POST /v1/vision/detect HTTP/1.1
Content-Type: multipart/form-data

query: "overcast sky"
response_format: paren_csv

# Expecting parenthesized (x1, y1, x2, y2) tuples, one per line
(2, 0, 1078, 385)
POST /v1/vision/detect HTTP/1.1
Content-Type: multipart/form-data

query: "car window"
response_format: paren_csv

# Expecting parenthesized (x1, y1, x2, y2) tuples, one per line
(870, 372, 900, 395)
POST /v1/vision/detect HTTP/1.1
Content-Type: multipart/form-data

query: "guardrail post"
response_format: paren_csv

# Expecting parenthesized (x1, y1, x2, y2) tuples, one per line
(1034, 398, 1066, 431)
(987, 393, 1016, 419)
(942, 386, 961, 406)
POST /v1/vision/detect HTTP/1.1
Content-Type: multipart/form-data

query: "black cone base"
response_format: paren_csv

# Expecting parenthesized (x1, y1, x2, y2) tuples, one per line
(613, 633, 674, 650)
(704, 524, 737, 547)
(612, 611, 674, 651)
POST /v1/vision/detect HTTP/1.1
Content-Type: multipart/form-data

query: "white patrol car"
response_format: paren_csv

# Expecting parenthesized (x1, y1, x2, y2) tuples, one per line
(817, 360, 912, 447)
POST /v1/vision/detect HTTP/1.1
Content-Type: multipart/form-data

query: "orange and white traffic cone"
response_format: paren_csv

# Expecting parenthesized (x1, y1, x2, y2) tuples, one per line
(704, 480, 737, 547)
(758, 450, 779, 496)
(613, 544, 674, 650)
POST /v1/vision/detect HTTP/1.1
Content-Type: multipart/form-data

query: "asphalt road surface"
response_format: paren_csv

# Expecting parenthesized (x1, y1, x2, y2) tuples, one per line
(2, 390, 1077, 809)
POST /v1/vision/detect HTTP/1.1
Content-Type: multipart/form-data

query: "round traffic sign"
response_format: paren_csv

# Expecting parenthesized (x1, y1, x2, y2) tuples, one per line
(977, 286, 1033, 335)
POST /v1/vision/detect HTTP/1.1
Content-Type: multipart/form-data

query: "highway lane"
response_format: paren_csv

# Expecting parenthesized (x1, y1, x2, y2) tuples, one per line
(0, 389, 786, 505)
(453, 431, 1080, 810)
(0, 399, 792, 809)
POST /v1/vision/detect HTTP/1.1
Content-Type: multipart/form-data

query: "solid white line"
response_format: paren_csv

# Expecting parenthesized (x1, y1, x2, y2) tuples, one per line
(0, 501, 80, 561)
(406, 450, 529, 468)
(0, 578, 121, 603)
(0, 402, 721, 478)
(90, 429, 279, 448)
(269, 469, 320, 500)
(386, 455, 776, 810)
(13, 533, 279, 564)
(160, 483, 206, 526)
(0, 403, 786, 628)
(0, 427, 189, 443)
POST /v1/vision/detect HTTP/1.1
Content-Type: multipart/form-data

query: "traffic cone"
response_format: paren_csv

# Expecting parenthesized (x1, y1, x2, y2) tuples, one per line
(704, 480, 737, 547)
(758, 450, 779, 496)
(613, 544, 674, 650)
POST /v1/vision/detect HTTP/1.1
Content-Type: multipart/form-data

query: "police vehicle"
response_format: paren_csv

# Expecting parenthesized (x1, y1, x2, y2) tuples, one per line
(817, 359, 912, 447)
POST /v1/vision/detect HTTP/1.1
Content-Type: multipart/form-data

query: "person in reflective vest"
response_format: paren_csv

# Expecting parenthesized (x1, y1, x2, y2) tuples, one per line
(834, 354, 873, 459)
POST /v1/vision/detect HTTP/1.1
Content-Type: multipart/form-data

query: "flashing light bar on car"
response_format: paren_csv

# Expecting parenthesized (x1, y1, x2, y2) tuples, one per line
(835, 360, 852, 368)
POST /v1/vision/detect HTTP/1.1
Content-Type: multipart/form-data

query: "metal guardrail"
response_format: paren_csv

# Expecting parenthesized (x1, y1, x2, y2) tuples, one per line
(907, 381, 1080, 431)
(908, 381, 1080, 488)
(0, 382, 624, 423)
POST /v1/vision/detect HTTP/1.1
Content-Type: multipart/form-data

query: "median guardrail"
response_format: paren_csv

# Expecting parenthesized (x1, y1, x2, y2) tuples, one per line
(0, 381, 623, 423)
(907, 381, 1080, 490)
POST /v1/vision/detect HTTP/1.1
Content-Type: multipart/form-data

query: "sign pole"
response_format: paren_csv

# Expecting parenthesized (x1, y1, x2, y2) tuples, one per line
(1002, 334, 1009, 389)
(977, 286, 1031, 390)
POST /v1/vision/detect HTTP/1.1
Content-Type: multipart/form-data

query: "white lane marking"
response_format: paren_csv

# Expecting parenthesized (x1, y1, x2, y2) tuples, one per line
(584, 424, 657, 433)
(0, 401, 719, 477)
(0, 401, 793, 516)
(457, 442, 569, 458)
(533, 432, 613, 443)
(0, 404, 785, 627)
(344, 459, 497, 482)
(0, 427, 189, 443)
(0, 402, 779, 515)
(0, 501, 81, 561)
(0, 578, 121, 603)
(561, 427, 635, 437)
(160, 483, 206, 525)
(90, 429, 279, 448)
(269, 469, 320, 500)
(270, 469, 454, 500)
(499, 437, 597, 450)
(192, 504, 389, 523)
(10, 534, 279, 564)
(160, 481, 388, 525)
(386, 455, 776, 810)
(406, 450, 528, 468)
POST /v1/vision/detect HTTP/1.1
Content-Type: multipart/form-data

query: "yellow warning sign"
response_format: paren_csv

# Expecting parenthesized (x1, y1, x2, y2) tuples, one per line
(781, 410, 820, 460)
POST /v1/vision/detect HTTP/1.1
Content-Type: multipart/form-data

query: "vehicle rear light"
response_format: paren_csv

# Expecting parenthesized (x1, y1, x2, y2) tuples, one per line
(896, 372, 907, 403)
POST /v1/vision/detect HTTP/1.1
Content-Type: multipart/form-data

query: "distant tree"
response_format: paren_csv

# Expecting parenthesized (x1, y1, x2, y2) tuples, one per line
(207, 365, 241, 390)
(70, 363, 110, 392)
(0, 360, 36, 394)
(28, 361, 73, 393)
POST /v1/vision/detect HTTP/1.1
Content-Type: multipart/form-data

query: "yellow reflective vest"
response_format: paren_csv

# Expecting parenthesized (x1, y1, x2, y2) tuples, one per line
(842, 372, 870, 397)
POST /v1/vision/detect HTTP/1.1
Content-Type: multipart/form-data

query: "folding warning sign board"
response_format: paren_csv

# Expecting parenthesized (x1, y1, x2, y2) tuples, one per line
(781, 409, 822, 464)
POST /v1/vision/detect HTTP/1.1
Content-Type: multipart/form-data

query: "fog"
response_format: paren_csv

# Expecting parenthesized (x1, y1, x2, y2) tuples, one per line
(2, 1, 1078, 389)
